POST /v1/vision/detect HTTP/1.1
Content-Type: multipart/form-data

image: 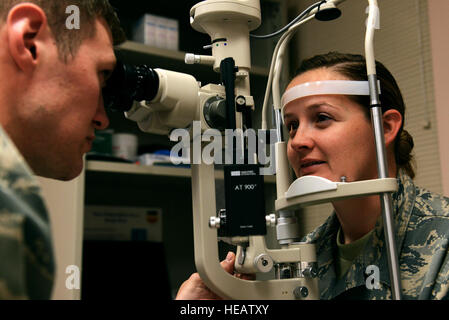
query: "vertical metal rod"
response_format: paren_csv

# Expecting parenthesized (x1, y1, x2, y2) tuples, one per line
(369, 75, 402, 300)
(274, 108, 283, 143)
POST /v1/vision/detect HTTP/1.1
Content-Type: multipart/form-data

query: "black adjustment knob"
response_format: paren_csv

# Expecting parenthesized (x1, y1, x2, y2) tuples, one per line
(203, 97, 227, 131)
(315, 6, 341, 21)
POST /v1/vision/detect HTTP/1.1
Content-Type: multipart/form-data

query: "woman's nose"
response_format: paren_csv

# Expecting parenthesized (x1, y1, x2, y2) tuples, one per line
(289, 127, 315, 151)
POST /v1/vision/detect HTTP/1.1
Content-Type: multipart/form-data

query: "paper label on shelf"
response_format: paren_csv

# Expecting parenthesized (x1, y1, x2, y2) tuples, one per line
(132, 13, 179, 50)
(84, 206, 162, 242)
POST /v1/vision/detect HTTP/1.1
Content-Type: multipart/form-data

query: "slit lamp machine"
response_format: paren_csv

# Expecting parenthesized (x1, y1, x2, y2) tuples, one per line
(102, 0, 402, 300)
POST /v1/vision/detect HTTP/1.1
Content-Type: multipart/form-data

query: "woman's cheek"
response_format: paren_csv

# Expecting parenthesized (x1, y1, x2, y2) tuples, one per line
(286, 142, 295, 163)
(286, 146, 300, 175)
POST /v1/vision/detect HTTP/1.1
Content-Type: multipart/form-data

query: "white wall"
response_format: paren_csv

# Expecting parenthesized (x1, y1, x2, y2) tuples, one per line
(37, 174, 85, 300)
(428, 0, 449, 196)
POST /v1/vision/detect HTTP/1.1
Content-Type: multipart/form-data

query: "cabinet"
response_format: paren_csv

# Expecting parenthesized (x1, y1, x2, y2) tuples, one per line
(38, 161, 276, 299)
(38, 0, 287, 300)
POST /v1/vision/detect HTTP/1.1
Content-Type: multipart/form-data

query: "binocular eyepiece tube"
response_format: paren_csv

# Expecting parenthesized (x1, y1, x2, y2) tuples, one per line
(102, 61, 160, 112)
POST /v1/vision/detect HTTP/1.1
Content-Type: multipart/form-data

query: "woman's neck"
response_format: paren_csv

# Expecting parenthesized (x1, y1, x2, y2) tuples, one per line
(332, 195, 381, 244)
(332, 159, 398, 244)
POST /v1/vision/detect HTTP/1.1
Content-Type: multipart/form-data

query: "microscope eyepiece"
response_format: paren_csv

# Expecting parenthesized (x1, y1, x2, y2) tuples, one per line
(102, 60, 160, 112)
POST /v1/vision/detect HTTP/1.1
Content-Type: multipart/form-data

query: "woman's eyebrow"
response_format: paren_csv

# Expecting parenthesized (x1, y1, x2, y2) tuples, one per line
(283, 113, 295, 121)
(307, 102, 339, 111)
(283, 102, 339, 119)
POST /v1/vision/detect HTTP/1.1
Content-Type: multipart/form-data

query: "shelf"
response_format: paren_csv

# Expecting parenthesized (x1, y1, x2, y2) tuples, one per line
(87, 160, 193, 177)
(117, 41, 270, 77)
(86, 160, 276, 183)
(119, 41, 186, 62)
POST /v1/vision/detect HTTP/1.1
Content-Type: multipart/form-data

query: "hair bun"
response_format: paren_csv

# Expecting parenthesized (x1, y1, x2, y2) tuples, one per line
(397, 129, 415, 178)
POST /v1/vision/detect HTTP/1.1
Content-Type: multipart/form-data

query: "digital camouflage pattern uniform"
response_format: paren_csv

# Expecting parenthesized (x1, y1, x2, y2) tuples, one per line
(0, 125, 55, 299)
(303, 168, 449, 299)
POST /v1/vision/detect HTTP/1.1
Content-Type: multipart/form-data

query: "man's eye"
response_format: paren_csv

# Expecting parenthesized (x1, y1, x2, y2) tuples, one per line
(103, 70, 112, 80)
(100, 71, 112, 88)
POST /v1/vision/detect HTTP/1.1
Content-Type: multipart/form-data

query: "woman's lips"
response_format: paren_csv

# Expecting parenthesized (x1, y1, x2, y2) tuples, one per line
(299, 160, 326, 175)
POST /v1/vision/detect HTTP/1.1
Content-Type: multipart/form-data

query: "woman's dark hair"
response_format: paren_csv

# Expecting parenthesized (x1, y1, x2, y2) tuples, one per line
(296, 52, 415, 178)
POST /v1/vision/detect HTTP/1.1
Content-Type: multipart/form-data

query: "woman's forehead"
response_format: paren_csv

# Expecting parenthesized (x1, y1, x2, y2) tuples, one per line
(283, 69, 363, 116)
(282, 92, 365, 118)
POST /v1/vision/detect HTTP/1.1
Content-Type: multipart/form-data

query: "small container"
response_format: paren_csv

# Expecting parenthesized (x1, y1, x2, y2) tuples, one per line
(112, 133, 138, 161)
(132, 13, 179, 50)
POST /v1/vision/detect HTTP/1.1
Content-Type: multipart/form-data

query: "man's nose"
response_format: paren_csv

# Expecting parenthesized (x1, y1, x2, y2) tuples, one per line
(93, 96, 110, 130)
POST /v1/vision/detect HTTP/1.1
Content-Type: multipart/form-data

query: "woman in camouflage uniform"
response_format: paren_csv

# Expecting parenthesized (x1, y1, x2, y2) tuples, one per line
(283, 52, 449, 300)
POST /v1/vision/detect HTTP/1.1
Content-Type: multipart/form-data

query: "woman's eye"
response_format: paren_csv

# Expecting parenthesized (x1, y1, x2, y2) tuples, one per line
(286, 120, 299, 133)
(317, 113, 332, 123)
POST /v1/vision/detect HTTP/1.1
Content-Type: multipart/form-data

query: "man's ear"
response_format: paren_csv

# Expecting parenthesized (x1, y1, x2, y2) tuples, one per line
(7, 3, 48, 72)
(383, 109, 402, 148)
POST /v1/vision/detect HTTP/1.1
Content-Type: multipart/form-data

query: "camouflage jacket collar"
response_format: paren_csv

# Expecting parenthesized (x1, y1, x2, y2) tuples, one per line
(316, 170, 416, 299)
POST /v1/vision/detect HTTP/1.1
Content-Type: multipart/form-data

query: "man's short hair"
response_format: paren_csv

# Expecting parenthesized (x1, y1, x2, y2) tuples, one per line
(0, 0, 126, 62)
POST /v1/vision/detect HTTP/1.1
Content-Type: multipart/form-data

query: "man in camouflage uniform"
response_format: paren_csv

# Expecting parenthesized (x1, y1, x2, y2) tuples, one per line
(304, 168, 449, 299)
(0, 1, 125, 299)
(0, 126, 54, 299)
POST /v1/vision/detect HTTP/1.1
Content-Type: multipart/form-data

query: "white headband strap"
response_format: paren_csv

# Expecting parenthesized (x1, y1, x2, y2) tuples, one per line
(281, 80, 381, 118)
